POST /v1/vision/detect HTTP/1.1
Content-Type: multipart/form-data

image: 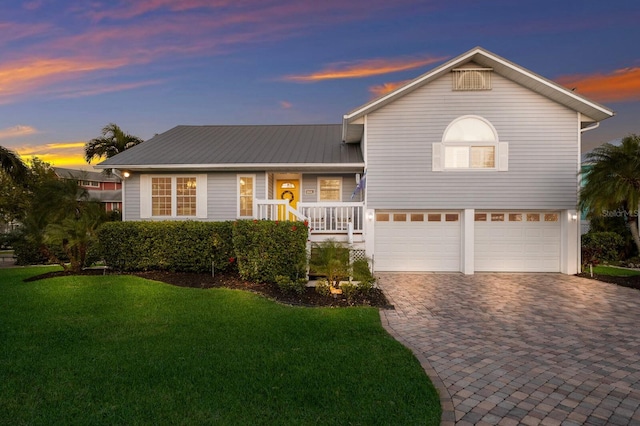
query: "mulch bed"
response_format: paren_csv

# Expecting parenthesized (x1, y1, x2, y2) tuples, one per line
(24, 269, 393, 308)
(577, 273, 640, 291)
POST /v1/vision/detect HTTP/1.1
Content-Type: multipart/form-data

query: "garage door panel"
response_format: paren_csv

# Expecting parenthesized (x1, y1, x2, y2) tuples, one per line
(475, 211, 561, 272)
(375, 212, 460, 272)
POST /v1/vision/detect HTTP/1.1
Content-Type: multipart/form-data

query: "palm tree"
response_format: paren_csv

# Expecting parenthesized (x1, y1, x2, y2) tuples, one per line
(0, 145, 29, 184)
(84, 123, 144, 164)
(579, 134, 640, 252)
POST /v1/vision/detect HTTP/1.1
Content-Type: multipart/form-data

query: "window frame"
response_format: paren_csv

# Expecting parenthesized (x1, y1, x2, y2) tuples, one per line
(433, 115, 508, 172)
(317, 177, 342, 202)
(237, 174, 256, 219)
(141, 174, 206, 219)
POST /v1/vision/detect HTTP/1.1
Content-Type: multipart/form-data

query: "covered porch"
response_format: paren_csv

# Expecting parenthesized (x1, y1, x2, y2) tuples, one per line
(250, 170, 366, 242)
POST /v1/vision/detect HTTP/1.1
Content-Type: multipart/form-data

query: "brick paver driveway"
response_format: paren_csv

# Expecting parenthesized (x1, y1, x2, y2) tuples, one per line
(378, 273, 640, 426)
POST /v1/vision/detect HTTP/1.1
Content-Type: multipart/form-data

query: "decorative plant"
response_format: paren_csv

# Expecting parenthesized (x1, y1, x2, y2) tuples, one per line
(309, 239, 350, 288)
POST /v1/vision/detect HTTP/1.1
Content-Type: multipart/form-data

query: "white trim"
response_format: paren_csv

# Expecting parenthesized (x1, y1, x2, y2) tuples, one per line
(317, 176, 343, 202)
(196, 174, 207, 218)
(462, 209, 474, 274)
(343, 47, 615, 122)
(97, 163, 365, 170)
(121, 176, 127, 220)
(438, 115, 506, 171)
(237, 174, 256, 219)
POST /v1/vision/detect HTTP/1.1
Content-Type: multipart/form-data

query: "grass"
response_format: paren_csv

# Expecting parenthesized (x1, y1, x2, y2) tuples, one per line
(0, 267, 440, 425)
(592, 265, 640, 277)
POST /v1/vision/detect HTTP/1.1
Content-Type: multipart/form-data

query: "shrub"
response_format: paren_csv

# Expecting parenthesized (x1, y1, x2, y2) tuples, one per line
(97, 221, 235, 273)
(340, 281, 358, 302)
(11, 230, 50, 265)
(275, 275, 307, 295)
(309, 239, 350, 288)
(582, 231, 624, 266)
(352, 259, 376, 296)
(232, 220, 308, 283)
(315, 280, 331, 296)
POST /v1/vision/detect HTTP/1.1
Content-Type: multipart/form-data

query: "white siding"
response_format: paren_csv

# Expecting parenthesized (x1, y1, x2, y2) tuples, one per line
(366, 72, 579, 209)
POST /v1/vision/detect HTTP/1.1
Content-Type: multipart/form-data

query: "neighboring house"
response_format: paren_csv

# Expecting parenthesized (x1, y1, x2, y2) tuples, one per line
(54, 167, 123, 212)
(97, 47, 614, 275)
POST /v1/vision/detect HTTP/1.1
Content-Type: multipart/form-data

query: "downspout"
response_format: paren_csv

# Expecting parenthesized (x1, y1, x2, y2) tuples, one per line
(580, 122, 599, 133)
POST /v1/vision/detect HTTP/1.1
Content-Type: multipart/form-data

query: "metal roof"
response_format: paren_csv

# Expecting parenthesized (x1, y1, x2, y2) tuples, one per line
(54, 167, 121, 182)
(343, 47, 615, 141)
(87, 189, 122, 203)
(98, 124, 364, 171)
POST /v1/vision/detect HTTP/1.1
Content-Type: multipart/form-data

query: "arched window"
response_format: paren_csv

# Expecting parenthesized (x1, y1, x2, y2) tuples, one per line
(432, 116, 507, 171)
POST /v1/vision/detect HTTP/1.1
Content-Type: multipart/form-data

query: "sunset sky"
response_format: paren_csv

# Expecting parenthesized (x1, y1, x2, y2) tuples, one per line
(1, 0, 639, 169)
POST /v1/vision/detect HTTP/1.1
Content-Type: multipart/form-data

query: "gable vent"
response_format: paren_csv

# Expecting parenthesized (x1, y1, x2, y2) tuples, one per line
(452, 68, 492, 91)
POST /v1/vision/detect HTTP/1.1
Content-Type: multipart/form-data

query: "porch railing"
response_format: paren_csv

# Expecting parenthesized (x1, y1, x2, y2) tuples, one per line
(255, 200, 365, 234)
(256, 200, 306, 222)
(297, 202, 364, 233)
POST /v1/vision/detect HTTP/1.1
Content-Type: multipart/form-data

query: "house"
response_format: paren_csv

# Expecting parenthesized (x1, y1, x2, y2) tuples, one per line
(53, 167, 123, 212)
(97, 47, 615, 275)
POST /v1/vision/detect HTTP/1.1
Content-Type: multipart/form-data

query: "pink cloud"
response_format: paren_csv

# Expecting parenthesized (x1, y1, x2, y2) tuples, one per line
(556, 67, 640, 103)
(0, 125, 39, 140)
(0, 57, 128, 104)
(368, 79, 413, 97)
(280, 101, 293, 109)
(283, 56, 447, 82)
(60, 79, 165, 98)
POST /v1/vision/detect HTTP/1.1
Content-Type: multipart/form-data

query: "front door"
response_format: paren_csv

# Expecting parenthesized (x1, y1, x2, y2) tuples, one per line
(276, 180, 300, 220)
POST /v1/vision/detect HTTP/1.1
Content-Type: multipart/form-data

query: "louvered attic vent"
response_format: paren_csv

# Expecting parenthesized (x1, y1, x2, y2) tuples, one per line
(452, 68, 492, 91)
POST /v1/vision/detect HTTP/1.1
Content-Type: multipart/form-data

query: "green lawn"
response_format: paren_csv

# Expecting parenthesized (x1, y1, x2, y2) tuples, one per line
(0, 267, 440, 425)
(592, 265, 640, 277)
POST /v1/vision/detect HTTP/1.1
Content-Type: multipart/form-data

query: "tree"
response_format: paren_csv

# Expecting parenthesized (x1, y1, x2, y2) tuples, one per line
(84, 123, 143, 164)
(44, 201, 107, 272)
(579, 134, 640, 253)
(0, 145, 28, 185)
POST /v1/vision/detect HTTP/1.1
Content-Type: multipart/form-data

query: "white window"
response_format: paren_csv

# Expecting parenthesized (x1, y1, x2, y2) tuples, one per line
(140, 175, 207, 219)
(238, 175, 255, 218)
(433, 115, 508, 172)
(80, 180, 100, 188)
(318, 177, 342, 201)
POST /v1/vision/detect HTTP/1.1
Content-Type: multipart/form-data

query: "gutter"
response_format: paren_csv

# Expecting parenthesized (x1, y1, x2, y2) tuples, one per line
(580, 122, 600, 133)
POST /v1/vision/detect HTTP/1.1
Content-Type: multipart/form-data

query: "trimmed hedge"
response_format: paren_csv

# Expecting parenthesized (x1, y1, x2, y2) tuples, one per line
(98, 221, 235, 273)
(97, 220, 309, 282)
(232, 220, 308, 283)
(581, 231, 624, 265)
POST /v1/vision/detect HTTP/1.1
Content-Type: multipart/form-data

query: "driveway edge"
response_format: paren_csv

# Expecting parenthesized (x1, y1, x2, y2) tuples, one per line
(379, 309, 456, 426)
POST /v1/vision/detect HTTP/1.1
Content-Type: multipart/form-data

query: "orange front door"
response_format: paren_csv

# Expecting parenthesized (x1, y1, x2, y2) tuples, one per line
(276, 179, 300, 220)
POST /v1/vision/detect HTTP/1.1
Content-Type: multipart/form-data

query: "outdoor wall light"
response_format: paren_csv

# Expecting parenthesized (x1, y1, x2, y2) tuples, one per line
(367, 211, 374, 221)
(571, 213, 578, 221)
(123, 171, 131, 178)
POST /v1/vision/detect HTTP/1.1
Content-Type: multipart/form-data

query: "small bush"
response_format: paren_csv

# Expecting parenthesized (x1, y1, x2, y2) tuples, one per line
(352, 259, 375, 294)
(582, 231, 624, 266)
(315, 280, 331, 296)
(275, 275, 307, 295)
(340, 281, 358, 302)
(309, 239, 350, 287)
(232, 220, 308, 283)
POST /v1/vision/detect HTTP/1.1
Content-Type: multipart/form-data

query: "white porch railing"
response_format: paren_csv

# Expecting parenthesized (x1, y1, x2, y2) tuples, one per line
(255, 200, 365, 234)
(297, 202, 364, 233)
(256, 199, 306, 222)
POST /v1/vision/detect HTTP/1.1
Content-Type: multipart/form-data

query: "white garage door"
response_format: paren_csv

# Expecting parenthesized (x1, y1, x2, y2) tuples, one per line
(375, 211, 461, 272)
(475, 211, 561, 272)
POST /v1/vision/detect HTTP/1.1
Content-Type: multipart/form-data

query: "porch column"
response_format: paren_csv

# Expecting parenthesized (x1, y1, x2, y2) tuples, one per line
(461, 209, 474, 275)
(561, 209, 579, 275)
(364, 209, 375, 271)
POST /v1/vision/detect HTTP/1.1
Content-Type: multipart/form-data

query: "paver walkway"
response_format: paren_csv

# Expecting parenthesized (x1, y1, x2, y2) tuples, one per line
(378, 273, 640, 426)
